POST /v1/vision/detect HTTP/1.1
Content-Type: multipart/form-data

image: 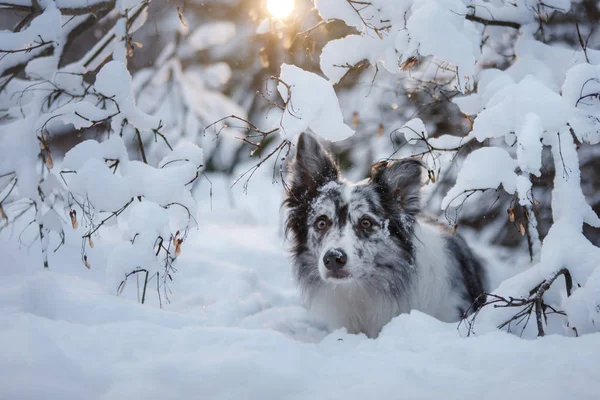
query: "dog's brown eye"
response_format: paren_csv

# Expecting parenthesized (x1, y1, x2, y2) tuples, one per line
(360, 217, 373, 229)
(314, 216, 330, 231)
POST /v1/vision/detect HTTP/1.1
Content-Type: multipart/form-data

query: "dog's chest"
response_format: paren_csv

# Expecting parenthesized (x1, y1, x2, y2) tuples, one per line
(307, 283, 405, 338)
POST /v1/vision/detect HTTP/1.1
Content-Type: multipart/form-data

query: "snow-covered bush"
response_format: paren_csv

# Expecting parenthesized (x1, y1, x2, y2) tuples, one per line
(61, 136, 203, 304)
(0, 0, 241, 303)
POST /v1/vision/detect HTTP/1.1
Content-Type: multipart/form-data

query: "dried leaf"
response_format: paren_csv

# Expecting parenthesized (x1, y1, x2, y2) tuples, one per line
(45, 150, 53, 169)
(88, 236, 94, 249)
(377, 123, 384, 137)
(37, 132, 53, 169)
(519, 221, 526, 236)
(428, 169, 436, 184)
(133, 41, 143, 48)
(352, 111, 359, 127)
(400, 56, 418, 71)
(1, 205, 7, 228)
(465, 115, 474, 129)
(507, 208, 515, 223)
(70, 210, 78, 229)
(450, 224, 458, 236)
(174, 239, 183, 257)
(84, 255, 91, 269)
(177, 6, 188, 27)
(127, 42, 134, 57)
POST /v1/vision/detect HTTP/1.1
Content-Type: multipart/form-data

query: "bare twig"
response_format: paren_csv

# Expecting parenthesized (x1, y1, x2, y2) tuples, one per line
(0, 36, 53, 61)
(461, 268, 573, 337)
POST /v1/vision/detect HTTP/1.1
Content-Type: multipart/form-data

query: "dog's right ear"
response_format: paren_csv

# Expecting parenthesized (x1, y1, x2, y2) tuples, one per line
(370, 158, 425, 217)
(289, 132, 339, 197)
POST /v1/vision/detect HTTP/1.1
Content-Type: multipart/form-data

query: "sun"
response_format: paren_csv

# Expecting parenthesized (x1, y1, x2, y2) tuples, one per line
(267, 0, 295, 19)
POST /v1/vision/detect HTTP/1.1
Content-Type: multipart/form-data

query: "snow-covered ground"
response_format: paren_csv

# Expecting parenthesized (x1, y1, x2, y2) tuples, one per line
(1, 171, 599, 400)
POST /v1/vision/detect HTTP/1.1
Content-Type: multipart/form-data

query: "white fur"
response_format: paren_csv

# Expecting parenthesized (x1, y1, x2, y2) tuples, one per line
(410, 222, 464, 322)
(308, 281, 402, 339)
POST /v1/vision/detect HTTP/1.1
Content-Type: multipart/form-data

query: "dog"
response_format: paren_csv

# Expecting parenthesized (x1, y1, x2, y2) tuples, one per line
(284, 132, 486, 338)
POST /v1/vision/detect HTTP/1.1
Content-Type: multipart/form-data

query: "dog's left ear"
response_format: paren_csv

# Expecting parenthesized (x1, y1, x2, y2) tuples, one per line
(370, 158, 425, 216)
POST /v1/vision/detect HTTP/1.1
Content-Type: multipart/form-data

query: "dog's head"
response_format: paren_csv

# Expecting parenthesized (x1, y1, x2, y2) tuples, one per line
(285, 132, 425, 288)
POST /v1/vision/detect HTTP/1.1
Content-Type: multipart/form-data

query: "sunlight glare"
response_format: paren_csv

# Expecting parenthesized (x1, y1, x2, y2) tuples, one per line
(267, 0, 295, 19)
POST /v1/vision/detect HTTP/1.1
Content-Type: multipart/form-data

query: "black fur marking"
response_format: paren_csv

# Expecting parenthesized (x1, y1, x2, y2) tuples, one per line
(356, 248, 364, 258)
(352, 224, 371, 240)
(370, 178, 416, 264)
(446, 235, 487, 311)
(336, 203, 349, 227)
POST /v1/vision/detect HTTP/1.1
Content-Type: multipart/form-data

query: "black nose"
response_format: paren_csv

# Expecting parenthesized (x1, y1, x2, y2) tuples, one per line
(323, 249, 347, 271)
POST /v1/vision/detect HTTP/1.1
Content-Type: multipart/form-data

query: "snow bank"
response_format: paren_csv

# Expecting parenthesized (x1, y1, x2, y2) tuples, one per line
(1, 196, 600, 399)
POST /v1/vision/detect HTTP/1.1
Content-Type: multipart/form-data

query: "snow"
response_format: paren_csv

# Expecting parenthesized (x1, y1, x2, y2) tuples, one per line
(320, 33, 400, 83)
(314, 0, 365, 30)
(159, 141, 204, 169)
(467, 75, 572, 142)
(2, 0, 600, 396)
(277, 64, 354, 141)
(563, 63, 600, 145)
(407, 0, 480, 91)
(442, 147, 518, 210)
(2, 173, 600, 399)
(0, 3, 61, 76)
(315, 0, 484, 91)
(401, 118, 427, 143)
(515, 113, 543, 177)
(95, 61, 162, 133)
(63, 136, 129, 171)
(68, 158, 133, 211)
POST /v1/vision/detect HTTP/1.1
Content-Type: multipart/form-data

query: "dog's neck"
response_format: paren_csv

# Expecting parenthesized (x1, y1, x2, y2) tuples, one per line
(306, 279, 407, 338)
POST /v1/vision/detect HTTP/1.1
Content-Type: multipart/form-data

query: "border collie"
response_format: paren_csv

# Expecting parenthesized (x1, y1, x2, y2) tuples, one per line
(284, 133, 486, 338)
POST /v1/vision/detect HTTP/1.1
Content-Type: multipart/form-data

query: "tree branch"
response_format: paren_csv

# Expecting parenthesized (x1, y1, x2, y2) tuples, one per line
(1, 0, 116, 16)
(465, 14, 521, 29)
